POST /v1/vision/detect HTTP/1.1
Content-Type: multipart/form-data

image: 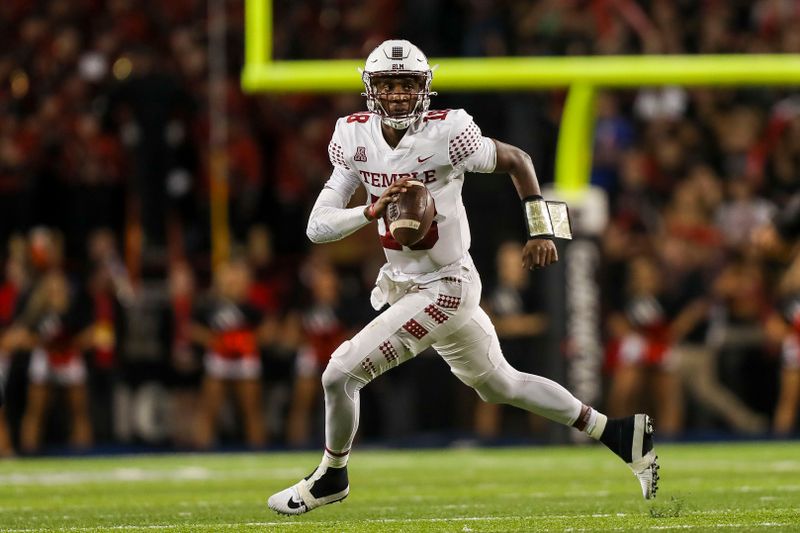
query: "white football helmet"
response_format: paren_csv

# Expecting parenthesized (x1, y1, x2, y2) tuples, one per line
(360, 39, 436, 130)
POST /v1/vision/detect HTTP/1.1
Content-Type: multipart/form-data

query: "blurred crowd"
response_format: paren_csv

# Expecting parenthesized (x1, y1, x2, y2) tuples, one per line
(0, 0, 800, 455)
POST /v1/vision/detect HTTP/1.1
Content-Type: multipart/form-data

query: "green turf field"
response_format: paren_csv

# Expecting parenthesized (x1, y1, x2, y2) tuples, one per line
(1, 441, 798, 532)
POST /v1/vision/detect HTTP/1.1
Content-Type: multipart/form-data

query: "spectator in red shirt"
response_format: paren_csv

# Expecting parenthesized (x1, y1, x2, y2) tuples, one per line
(606, 254, 683, 437)
(0, 253, 29, 456)
(191, 258, 267, 449)
(4, 270, 94, 453)
(285, 261, 362, 447)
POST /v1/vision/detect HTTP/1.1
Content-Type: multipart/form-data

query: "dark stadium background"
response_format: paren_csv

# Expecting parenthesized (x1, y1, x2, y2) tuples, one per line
(0, 0, 797, 455)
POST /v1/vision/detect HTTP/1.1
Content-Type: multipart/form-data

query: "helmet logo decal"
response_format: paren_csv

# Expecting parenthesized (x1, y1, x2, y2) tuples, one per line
(392, 63, 404, 70)
(354, 146, 368, 162)
(391, 46, 403, 59)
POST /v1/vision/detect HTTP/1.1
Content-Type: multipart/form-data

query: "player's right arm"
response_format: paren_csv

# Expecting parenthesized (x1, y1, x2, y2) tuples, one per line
(306, 119, 369, 243)
(306, 119, 407, 243)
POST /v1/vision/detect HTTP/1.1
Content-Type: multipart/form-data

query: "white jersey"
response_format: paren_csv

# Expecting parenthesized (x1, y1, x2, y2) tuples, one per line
(322, 109, 497, 278)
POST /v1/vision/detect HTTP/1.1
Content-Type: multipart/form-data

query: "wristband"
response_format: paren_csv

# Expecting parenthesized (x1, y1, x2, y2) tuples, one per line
(522, 195, 554, 240)
(367, 202, 378, 221)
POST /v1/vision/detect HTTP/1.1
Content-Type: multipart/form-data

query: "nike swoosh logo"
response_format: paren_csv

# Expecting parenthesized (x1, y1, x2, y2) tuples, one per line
(287, 496, 304, 510)
(417, 155, 434, 163)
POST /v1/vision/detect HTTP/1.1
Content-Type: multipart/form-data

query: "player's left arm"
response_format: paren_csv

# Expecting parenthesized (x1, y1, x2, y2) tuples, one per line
(493, 140, 558, 270)
(446, 110, 556, 270)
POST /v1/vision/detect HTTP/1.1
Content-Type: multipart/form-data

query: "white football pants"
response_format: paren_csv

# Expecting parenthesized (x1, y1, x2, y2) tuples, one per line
(321, 263, 583, 454)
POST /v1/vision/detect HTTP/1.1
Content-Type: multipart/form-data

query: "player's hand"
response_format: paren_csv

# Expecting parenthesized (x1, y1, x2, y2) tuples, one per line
(365, 178, 410, 220)
(522, 238, 558, 270)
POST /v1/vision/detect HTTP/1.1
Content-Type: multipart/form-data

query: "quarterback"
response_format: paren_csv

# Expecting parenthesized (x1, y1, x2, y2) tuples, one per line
(268, 40, 659, 515)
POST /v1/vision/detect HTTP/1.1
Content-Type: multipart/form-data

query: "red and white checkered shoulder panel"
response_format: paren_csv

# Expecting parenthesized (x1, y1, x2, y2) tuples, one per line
(328, 141, 350, 170)
(436, 294, 461, 309)
(448, 121, 483, 167)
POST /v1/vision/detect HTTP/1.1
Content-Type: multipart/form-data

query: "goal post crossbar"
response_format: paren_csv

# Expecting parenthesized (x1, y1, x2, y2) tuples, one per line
(243, 0, 800, 192)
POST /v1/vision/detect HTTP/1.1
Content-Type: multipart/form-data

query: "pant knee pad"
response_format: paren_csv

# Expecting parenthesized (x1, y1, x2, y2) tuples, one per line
(475, 363, 518, 403)
(321, 360, 350, 392)
(322, 341, 367, 399)
(474, 365, 513, 404)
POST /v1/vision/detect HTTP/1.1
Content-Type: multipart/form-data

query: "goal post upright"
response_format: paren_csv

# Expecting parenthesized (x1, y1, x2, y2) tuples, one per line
(242, 0, 800, 194)
(242, 0, 800, 426)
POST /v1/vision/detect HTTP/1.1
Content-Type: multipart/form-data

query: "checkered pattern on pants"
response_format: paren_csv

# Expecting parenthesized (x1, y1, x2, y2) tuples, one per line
(329, 274, 477, 384)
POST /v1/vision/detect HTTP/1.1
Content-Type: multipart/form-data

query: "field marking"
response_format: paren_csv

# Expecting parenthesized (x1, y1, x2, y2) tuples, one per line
(0, 467, 305, 486)
(1, 515, 794, 532)
(666, 459, 800, 472)
(0, 516, 552, 532)
(646, 524, 790, 530)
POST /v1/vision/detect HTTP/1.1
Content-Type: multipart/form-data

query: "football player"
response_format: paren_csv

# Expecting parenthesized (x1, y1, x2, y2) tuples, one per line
(269, 40, 659, 515)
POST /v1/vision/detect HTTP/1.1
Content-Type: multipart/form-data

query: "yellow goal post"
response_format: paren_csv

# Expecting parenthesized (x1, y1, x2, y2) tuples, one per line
(240, 0, 800, 412)
(242, 0, 800, 195)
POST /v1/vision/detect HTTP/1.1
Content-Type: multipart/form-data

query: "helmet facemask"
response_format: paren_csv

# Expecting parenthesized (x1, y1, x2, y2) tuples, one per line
(359, 40, 436, 130)
(362, 71, 434, 130)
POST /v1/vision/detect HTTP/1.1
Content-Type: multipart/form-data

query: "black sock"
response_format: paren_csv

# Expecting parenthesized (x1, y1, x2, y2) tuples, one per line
(598, 417, 634, 463)
(309, 465, 348, 498)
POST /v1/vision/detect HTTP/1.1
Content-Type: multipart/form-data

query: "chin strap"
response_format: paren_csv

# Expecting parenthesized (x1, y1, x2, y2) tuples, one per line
(382, 116, 415, 130)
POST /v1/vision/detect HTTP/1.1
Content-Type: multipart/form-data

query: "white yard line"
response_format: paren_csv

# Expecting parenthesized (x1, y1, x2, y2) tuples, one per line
(0, 467, 305, 486)
(0, 516, 549, 532)
(647, 525, 789, 530)
(0, 515, 793, 533)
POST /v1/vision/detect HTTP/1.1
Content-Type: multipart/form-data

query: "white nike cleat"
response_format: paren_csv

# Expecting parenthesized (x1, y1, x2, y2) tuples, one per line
(267, 465, 349, 515)
(626, 414, 659, 500)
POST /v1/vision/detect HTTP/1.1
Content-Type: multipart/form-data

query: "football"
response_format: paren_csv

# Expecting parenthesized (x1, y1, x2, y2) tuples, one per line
(387, 180, 436, 247)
